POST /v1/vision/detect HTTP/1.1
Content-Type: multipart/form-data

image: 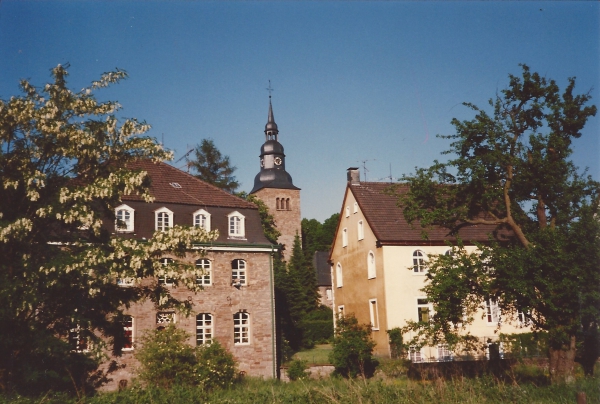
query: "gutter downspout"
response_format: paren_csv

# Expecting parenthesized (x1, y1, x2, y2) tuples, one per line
(269, 245, 277, 379)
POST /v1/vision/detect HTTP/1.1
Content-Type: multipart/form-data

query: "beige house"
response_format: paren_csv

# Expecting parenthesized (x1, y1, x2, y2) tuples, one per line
(330, 168, 529, 361)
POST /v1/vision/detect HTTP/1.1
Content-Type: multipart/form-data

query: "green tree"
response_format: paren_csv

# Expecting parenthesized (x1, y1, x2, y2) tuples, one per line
(187, 139, 239, 193)
(301, 213, 339, 259)
(396, 65, 598, 384)
(0, 65, 214, 394)
(136, 325, 236, 390)
(329, 314, 378, 378)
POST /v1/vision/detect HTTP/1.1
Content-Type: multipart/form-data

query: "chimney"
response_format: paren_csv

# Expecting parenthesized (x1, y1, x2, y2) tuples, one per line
(347, 167, 360, 185)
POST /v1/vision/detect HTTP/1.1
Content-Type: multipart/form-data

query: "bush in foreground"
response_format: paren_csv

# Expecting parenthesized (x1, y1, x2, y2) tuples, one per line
(329, 314, 378, 378)
(136, 325, 236, 390)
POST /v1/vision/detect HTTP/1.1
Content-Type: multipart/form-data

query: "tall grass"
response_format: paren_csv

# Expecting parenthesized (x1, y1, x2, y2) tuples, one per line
(2, 375, 598, 404)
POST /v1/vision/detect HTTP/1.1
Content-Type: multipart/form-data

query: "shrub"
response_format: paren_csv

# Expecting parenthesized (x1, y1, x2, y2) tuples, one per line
(387, 328, 406, 359)
(135, 325, 236, 390)
(329, 314, 378, 378)
(286, 359, 310, 381)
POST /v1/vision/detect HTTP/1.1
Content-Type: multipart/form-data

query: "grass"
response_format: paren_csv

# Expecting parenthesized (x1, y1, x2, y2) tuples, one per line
(292, 344, 333, 366)
(2, 375, 599, 404)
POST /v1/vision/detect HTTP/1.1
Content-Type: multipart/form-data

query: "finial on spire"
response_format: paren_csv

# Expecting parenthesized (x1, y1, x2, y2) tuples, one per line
(264, 81, 278, 140)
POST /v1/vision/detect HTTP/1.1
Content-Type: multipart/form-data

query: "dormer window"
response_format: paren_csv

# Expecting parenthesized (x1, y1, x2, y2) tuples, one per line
(193, 209, 211, 231)
(228, 211, 245, 239)
(155, 207, 173, 231)
(115, 204, 135, 232)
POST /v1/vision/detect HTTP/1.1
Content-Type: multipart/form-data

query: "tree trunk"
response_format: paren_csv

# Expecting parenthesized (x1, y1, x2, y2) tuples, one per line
(548, 335, 577, 384)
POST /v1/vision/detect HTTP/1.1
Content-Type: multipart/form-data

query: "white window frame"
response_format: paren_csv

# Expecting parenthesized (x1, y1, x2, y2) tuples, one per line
(122, 315, 134, 351)
(115, 204, 135, 232)
(193, 209, 211, 231)
(196, 313, 213, 345)
(233, 311, 250, 345)
(369, 298, 379, 330)
(232, 259, 247, 286)
(345, 206, 350, 218)
(228, 211, 245, 238)
(338, 305, 345, 317)
(353, 202, 358, 214)
(69, 324, 89, 353)
(342, 228, 348, 247)
(195, 259, 212, 286)
(357, 220, 364, 241)
(326, 288, 332, 301)
(417, 297, 432, 323)
(336, 262, 343, 288)
(517, 309, 530, 327)
(158, 257, 175, 286)
(486, 298, 500, 325)
(155, 207, 173, 231)
(367, 251, 376, 279)
(117, 277, 135, 287)
(412, 250, 427, 274)
(438, 344, 452, 362)
(409, 346, 423, 363)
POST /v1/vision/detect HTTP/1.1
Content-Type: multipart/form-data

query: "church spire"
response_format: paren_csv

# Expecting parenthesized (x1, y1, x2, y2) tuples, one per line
(265, 82, 278, 141)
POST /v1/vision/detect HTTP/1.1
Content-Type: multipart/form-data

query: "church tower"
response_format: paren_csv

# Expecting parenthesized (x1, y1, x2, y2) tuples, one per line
(250, 96, 301, 261)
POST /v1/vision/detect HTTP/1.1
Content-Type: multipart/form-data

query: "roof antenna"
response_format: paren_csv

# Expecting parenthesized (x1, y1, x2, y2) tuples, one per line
(357, 159, 375, 182)
(266, 80, 274, 100)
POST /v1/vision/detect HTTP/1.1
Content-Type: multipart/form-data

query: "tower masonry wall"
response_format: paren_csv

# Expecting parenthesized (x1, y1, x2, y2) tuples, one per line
(253, 188, 301, 261)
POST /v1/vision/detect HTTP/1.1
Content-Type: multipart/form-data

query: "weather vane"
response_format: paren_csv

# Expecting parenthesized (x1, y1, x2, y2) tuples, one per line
(266, 80, 274, 99)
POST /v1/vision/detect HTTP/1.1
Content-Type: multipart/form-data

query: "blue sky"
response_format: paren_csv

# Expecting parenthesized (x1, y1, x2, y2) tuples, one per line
(1, 1, 598, 221)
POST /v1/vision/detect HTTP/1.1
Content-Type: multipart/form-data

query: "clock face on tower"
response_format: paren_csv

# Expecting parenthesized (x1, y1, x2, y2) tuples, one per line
(274, 157, 282, 166)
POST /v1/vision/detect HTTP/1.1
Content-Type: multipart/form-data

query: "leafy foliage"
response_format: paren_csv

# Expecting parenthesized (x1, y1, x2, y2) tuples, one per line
(136, 325, 236, 390)
(187, 138, 239, 193)
(286, 359, 310, 381)
(0, 65, 214, 394)
(301, 213, 340, 259)
(396, 65, 599, 383)
(329, 315, 378, 378)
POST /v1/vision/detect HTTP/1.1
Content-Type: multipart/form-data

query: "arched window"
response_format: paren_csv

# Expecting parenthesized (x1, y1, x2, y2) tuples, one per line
(232, 259, 247, 285)
(412, 250, 426, 273)
(155, 207, 173, 231)
(336, 262, 343, 288)
(276, 198, 280, 210)
(353, 202, 358, 214)
(195, 259, 211, 286)
(286, 198, 290, 210)
(342, 228, 348, 247)
(233, 311, 250, 345)
(196, 313, 213, 345)
(193, 209, 211, 231)
(228, 211, 245, 238)
(367, 251, 376, 279)
(345, 206, 350, 218)
(358, 220, 364, 240)
(115, 204, 135, 232)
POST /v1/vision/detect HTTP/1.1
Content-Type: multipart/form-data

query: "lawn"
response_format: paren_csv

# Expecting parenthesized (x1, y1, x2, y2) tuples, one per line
(292, 344, 333, 365)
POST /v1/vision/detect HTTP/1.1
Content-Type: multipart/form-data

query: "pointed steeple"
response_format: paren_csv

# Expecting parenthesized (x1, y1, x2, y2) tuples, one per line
(250, 93, 300, 194)
(265, 97, 278, 141)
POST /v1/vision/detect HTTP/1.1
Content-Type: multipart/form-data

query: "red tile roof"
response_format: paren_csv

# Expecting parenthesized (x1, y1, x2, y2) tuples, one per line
(351, 182, 499, 245)
(121, 160, 256, 210)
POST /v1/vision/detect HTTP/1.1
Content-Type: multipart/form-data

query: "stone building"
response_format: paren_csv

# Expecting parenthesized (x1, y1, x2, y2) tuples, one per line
(103, 160, 277, 389)
(250, 98, 301, 261)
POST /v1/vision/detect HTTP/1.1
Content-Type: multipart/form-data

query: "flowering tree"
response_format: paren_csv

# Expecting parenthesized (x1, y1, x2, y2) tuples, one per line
(0, 65, 215, 394)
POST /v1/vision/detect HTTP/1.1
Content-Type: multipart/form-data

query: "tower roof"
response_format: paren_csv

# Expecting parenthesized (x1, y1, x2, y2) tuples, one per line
(264, 98, 278, 135)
